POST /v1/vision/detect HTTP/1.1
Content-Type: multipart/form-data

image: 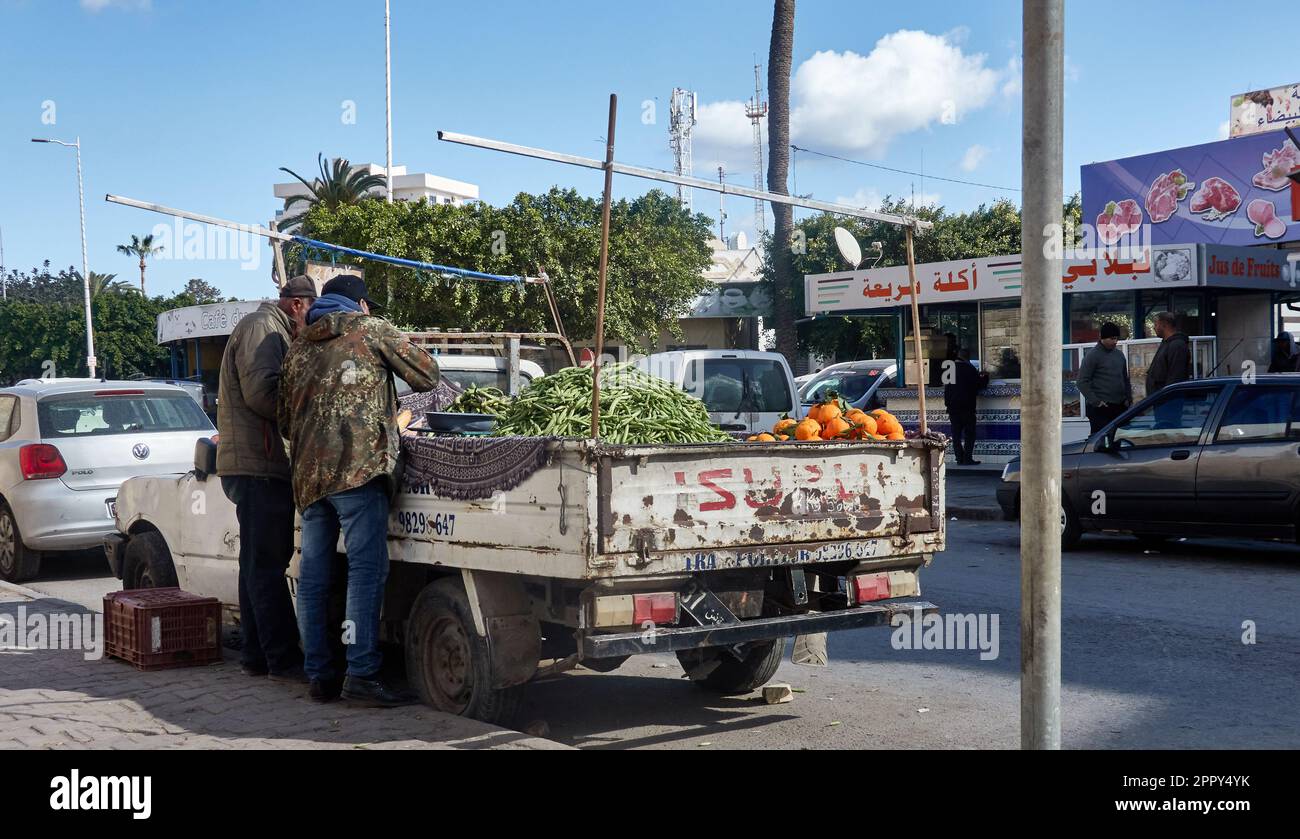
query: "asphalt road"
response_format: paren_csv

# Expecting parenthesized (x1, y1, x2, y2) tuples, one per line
(19, 521, 1300, 749)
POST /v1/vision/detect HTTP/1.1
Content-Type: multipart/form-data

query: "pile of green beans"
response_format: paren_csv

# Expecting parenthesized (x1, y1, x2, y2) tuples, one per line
(446, 385, 513, 416)
(492, 363, 732, 444)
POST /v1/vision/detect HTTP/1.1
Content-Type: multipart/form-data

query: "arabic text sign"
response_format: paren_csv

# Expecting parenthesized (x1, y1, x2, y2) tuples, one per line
(1231, 84, 1300, 138)
(687, 282, 772, 318)
(804, 245, 1198, 315)
(1081, 129, 1300, 248)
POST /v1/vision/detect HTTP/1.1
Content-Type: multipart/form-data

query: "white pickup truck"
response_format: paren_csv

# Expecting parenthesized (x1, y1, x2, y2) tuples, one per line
(105, 429, 945, 725)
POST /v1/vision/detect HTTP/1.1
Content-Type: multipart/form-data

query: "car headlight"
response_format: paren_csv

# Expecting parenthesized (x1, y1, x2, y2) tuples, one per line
(1001, 462, 1019, 482)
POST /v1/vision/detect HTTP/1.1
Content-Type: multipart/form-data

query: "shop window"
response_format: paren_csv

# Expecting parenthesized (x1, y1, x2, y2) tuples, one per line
(1141, 291, 1204, 337)
(904, 303, 978, 385)
(1069, 291, 1133, 344)
(981, 301, 1022, 379)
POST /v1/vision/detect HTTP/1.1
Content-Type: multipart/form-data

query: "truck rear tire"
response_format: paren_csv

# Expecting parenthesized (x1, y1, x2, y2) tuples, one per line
(0, 501, 40, 583)
(678, 637, 786, 695)
(123, 530, 178, 589)
(405, 577, 524, 727)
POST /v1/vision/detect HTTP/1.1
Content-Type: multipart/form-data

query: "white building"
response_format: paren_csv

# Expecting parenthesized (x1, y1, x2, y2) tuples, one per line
(651, 234, 768, 351)
(272, 163, 479, 224)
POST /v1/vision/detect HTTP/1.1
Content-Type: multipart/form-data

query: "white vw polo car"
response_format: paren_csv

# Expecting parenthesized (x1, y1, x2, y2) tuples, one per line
(0, 378, 214, 582)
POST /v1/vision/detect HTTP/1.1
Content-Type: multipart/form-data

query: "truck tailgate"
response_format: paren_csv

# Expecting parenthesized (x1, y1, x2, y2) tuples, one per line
(596, 440, 943, 555)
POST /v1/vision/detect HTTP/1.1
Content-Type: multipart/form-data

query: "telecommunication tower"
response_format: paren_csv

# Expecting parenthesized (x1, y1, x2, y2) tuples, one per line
(745, 63, 768, 232)
(668, 88, 697, 211)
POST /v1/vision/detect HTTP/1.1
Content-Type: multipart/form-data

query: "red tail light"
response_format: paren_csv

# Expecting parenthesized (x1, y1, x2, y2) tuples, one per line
(852, 572, 892, 603)
(20, 444, 67, 480)
(633, 593, 678, 625)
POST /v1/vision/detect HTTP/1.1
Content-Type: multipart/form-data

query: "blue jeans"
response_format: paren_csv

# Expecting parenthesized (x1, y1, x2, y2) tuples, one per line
(298, 480, 390, 681)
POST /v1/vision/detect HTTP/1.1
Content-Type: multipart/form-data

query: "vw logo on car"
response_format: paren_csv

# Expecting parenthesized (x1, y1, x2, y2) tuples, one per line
(131, 443, 151, 461)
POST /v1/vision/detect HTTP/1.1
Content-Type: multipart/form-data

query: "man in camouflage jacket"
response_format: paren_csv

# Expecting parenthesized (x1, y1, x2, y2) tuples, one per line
(278, 274, 439, 705)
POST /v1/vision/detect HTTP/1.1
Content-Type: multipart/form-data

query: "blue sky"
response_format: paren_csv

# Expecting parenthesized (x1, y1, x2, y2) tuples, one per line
(0, 0, 1293, 300)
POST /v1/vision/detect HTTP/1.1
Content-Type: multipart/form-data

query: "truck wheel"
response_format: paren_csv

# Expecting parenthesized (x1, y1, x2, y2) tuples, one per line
(0, 501, 40, 583)
(677, 637, 786, 695)
(124, 530, 178, 589)
(405, 578, 524, 727)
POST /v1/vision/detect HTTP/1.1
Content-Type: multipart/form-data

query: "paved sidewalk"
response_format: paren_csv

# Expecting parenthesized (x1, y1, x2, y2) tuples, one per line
(0, 583, 567, 750)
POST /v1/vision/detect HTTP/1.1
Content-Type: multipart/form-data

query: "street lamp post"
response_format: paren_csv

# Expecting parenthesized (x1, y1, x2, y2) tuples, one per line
(32, 137, 97, 379)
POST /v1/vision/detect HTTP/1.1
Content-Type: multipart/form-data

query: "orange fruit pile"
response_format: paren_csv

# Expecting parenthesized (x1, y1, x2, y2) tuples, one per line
(745, 394, 906, 443)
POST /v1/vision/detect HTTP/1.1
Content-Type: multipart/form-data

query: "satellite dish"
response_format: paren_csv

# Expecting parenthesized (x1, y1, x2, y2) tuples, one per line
(834, 226, 862, 269)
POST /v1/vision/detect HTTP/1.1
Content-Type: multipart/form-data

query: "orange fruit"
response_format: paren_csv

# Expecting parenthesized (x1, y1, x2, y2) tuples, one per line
(773, 415, 797, 436)
(886, 430, 905, 440)
(755, 433, 776, 442)
(794, 418, 822, 441)
(820, 415, 853, 440)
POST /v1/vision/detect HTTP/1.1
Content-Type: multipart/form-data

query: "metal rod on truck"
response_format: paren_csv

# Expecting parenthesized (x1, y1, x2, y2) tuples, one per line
(904, 226, 928, 433)
(591, 94, 618, 439)
(1020, 0, 1064, 751)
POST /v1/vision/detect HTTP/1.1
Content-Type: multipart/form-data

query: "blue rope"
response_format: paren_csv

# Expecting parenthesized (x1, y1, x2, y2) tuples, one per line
(291, 236, 525, 284)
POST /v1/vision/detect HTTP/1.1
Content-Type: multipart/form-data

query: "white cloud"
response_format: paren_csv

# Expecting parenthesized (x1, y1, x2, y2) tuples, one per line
(80, 0, 151, 11)
(834, 187, 939, 210)
(790, 32, 1001, 157)
(960, 144, 990, 172)
(1218, 121, 1231, 140)
(1001, 56, 1022, 100)
(695, 29, 1006, 166)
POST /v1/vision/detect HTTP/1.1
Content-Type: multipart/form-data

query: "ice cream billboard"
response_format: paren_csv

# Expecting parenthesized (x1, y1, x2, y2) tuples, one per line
(1230, 84, 1300, 138)
(1081, 129, 1300, 248)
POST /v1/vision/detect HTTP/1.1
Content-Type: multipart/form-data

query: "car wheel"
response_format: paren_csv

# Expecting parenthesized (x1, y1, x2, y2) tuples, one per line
(1061, 500, 1082, 552)
(677, 637, 786, 695)
(0, 500, 41, 583)
(123, 530, 178, 589)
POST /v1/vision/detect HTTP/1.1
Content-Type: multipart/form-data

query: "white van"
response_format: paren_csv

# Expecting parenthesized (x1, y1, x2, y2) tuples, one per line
(637, 350, 801, 436)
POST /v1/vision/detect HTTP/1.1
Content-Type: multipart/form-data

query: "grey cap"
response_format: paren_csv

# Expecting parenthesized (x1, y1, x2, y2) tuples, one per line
(279, 275, 318, 299)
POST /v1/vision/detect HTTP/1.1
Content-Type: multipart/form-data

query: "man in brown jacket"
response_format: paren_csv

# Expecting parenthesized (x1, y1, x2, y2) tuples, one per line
(278, 274, 439, 705)
(217, 275, 316, 681)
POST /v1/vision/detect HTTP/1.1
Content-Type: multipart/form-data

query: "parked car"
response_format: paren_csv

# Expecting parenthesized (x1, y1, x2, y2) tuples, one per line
(997, 374, 1300, 550)
(800, 360, 899, 413)
(0, 379, 215, 582)
(637, 350, 801, 436)
(404, 354, 545, 394)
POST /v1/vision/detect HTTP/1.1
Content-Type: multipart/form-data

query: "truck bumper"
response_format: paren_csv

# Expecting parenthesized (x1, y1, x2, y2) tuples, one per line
(103, 533, 126, 580)
(579, 599, 937, 658)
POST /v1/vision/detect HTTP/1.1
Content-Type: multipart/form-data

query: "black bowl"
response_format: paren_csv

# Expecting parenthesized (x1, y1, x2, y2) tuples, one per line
(424, 411, 496, 434)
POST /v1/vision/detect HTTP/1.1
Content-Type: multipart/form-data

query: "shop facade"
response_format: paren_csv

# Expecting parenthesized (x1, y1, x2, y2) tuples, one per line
(804, 243, 1300, 463)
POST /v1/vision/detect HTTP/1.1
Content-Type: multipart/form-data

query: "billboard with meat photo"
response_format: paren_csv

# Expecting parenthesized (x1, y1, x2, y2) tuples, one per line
(1081, 128, 1300, 247)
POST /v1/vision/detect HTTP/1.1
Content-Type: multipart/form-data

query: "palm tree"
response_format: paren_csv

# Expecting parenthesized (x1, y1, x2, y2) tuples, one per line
(116, 234, 163, 295)
(767, 0, 798, 363)
(277, 153, 388, 233)
(73, 271, 134, 301)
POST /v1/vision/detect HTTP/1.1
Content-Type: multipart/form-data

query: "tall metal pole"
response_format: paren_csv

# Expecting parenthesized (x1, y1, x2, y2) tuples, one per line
(589, 94, 618, 439)
(34, 137, 97, 377)
(1020, 0, 1064, 750)
(74, 138, 97, 378)
(384, 0, 393, 205)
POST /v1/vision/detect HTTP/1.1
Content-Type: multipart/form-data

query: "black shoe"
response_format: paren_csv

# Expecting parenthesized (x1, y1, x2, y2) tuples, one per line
(269, 665, 309, 684)
(309, 677, 344, 703)
(967, 459, 982, 465)
(240, 663, 269, 678)
(341, 675, 418, 708)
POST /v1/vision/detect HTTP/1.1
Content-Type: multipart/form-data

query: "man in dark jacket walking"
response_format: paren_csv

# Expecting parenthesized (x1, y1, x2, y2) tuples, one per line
(1144, 312, 1192, 395)
(1077, 322, 1131, 434)
(943, 347, 988, 465)
(216, 275, 316, 681)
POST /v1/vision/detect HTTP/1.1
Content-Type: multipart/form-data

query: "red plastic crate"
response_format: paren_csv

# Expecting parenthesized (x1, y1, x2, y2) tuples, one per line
(103, 587, 223, 671)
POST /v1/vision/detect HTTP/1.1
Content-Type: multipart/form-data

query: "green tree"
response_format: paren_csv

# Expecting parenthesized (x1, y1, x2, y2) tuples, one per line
(292, 187, 713, 347)
(278, 154, 388, 233)
(116, 234, 163, 295)
(181, 277, 223, 303)
(77, 271, 135, 300)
